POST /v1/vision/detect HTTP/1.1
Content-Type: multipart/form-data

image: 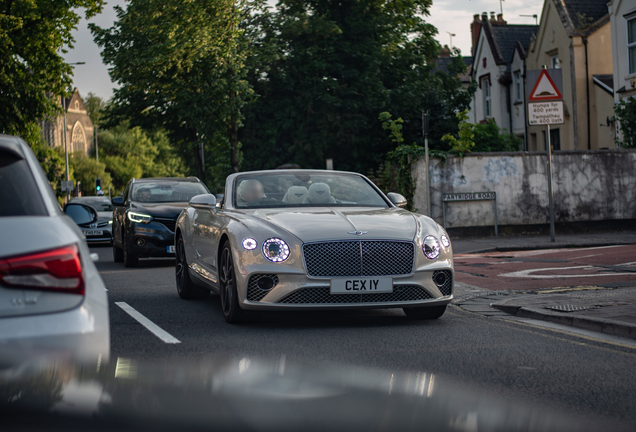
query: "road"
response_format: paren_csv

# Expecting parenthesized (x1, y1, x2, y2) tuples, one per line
(92, 244, 636, 429)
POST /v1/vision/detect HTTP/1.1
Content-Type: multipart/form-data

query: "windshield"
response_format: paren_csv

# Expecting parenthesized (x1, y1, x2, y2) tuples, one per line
(131, 181, 208, 203)
(71, 198, 113, 212)
(233, 172, 388, 209)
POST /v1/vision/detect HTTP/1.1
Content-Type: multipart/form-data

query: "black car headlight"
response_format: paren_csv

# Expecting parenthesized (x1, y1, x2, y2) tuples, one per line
(423, 235, 440, 260)
(128, 212, 153, 224)
(262, 238, 290, 262)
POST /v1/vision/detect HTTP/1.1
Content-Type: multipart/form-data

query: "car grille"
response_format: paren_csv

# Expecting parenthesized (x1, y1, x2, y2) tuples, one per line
(433, 270, 453, 296)
(155, 217, 177, 232)
(276, 285, 433, 304)
(247, 274, 280, 301)
(303, 241, 415, 277)
(150, 239, 174, 248)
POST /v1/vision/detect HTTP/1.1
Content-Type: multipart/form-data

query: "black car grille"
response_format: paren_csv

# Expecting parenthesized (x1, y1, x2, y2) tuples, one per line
(154, 217, 177, 232)
(277, 285, 434, 304)
(247, 274, 279, 301)
(302, 241, 415, 277)
(433, 270, 453, 296)
(150, 239, 174, 248)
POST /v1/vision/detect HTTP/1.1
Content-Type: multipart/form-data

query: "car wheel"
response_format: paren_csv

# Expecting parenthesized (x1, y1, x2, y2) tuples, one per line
(403, 305, 446, 320)
(175, 234, 209, 299)
(219, 241, 245, 324)
(113, 242, 124, 263)
(123, 239, 138, 268)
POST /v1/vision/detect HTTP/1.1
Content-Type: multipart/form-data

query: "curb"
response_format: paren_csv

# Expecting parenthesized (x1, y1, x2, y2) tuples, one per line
(453, 241, 636, 255)
(491, 304, 636, 341)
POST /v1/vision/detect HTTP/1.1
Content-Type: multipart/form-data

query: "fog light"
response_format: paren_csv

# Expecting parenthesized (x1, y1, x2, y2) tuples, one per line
(257, 276, 275, 290)
(136, 238, 146, 247)
(434, 272, 447, 287)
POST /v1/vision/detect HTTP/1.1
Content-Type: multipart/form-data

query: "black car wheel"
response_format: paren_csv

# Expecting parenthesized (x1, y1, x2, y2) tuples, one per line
(175, 234, 209, 299)
(219, 241, 244, 323)
(123, 239, 138, 268)
(113, 241, 124, 263)
(403, 305, 446, 320)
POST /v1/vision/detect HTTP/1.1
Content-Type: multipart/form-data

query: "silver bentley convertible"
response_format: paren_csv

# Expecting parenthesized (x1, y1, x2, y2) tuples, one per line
(174, 170, 454, 323)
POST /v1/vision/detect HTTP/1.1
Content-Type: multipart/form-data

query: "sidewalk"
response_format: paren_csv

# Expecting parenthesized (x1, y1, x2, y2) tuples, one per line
(451, 231, 636, 255)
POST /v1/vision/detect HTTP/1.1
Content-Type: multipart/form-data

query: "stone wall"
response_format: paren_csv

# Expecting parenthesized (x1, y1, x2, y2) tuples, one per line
(412, 149, 636, 229)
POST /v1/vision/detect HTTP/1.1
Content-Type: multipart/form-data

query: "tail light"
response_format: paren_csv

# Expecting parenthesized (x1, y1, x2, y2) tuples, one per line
(0, 245, 84, 295)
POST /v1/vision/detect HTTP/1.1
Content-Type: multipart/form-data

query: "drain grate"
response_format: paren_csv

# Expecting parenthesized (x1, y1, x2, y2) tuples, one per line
(545, 304, 593, 312)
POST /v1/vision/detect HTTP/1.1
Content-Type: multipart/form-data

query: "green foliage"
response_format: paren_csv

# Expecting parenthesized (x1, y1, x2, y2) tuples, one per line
(239, 0, 475, 173)
(91, 0, 258, 189)
(614, 97, 636, 148)
(84, 92, 106, 126)
(441, 110, 475, 156)
(97, 122, 186, 193)
(69, 152, 112, 196)
(26, 128, 66, 196)
(442, 111, 521, 155)
(0, 0, 104, 139)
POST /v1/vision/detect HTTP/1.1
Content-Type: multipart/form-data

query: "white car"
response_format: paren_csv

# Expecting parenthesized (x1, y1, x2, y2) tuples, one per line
(0, 134, 110, 364)
(175, 169, 454, 323)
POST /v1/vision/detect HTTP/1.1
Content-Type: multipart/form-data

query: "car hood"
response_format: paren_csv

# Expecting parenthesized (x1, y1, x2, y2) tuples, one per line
(244, 207, 418, 243)
(130, 201, 188, 218)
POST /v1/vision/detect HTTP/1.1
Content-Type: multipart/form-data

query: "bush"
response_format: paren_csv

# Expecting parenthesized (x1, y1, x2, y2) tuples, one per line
(614, 97, 636, 148)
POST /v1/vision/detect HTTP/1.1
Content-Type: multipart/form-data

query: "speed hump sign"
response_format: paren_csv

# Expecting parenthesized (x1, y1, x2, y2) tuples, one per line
(527, 69, 564, 125)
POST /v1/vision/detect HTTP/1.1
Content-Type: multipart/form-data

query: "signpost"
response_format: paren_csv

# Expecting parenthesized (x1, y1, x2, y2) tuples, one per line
(61, 180, 74, 192)
(527, 67, 562, 242)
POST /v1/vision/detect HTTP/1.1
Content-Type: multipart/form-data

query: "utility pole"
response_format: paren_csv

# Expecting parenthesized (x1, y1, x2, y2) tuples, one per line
(446, 32, 456, 49)
(62, 95, 70, 203)
(95, 125, 99, 162)
(422, 111, 431, 217)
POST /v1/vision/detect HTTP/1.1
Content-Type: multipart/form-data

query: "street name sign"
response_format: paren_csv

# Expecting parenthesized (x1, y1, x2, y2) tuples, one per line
(528, 101, 564, 125)
(442, 192, 496, 202)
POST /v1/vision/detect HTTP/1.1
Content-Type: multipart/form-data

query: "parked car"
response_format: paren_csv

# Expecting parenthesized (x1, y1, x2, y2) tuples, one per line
(0, 134, 110, 364)
(112, 177, 210, 267)
(175, 169, 454, 323)
(67, 196, 114, 243)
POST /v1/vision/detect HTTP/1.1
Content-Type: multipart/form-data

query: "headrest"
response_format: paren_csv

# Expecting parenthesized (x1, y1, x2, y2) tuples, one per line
(307, 183, 332, 204)
(283, 186, 308, 204)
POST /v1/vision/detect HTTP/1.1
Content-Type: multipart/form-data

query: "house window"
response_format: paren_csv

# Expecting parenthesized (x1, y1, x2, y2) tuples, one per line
(551, 54, 561, 69)
(482, 77, 491, 117)
(542, 128, 561, 151)
(71, 122, 86, 153)
(629, 17, 636, 74)
(514, 71, 522, 101)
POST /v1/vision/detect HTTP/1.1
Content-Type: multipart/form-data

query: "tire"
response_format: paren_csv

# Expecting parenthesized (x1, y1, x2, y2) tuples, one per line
(219, 241, 245, 323)
(403, 305, 446, 320)
(123, 239, 138, 268)
(113, 241, 124, 263)
(175, 234, 209, 299)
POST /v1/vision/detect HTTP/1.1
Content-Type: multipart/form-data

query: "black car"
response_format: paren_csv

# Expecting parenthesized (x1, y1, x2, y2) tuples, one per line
(112, 177, 209, 267)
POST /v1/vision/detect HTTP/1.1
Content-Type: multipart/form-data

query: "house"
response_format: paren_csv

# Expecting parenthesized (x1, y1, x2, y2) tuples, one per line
(608, 0, 636, 145)
(469, 12, 538, 147)
(41, 89, 94, 155)
(525, 0, 614, 151)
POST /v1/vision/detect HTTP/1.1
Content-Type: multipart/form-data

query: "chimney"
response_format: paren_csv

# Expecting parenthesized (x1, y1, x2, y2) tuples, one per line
(439, 45, 451, 58)
(490, 11, 496, 22)
(481, 12, 488, 22)
(471, 14, 482, 55)
(496, 13, 507, 24)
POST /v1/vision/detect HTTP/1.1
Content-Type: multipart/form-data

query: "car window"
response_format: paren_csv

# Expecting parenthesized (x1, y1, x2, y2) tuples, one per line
(233, 172, 388, 209)
(70, 198, 113, 212)
(131, 181, 208, 203)
(0, 150, 48, 216)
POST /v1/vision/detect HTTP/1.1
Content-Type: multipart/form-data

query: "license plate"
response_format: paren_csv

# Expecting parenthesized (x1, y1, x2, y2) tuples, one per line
(167, 245, 175, 253)
(84, 230, 103, 236)
(330, 277, 392, 294)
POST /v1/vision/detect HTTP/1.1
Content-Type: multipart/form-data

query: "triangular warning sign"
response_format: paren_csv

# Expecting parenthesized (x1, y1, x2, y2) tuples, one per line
(528, 69, 562, 101)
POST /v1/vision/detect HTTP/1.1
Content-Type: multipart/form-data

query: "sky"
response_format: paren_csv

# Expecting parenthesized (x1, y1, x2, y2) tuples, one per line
(64, 0, 544, 101)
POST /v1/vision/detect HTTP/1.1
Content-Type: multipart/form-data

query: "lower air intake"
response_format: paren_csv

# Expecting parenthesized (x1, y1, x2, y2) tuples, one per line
(276, 285, 434, 304)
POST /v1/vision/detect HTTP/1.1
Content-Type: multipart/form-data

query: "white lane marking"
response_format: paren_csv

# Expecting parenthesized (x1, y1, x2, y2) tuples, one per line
(499, 265, 635, 279)
(568, 253, 603, 260)
(457, 245, 626, 259)
(115, 302, 181, 344)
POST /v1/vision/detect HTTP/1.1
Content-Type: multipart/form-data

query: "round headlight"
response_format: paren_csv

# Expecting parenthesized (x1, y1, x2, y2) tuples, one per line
(440, 234, 450, 248)
(423, 236, 440, 260)
(242, 238, 257, 250)
(262, 238, 290, 262)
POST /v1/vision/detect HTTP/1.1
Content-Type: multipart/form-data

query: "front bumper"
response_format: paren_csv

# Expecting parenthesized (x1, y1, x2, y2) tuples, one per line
(126, 221, 175, 257)
(82, 225, 113, 243)
(236, 269, 454, 312)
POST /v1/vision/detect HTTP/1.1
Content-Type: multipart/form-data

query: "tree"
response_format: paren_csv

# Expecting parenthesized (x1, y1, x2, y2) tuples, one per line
(90, 0, 257, 190)
(442, 111, 521, 154)
(69, 152, 112, 196)
(614, 97, 636, 148)
(239, 0, 475, 174)
(84, 92, 106, 126)
(0, 0, 104, 141)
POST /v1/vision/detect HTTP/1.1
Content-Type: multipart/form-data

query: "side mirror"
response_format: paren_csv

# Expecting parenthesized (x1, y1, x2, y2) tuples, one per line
(64, 203, 98, 226)
(189, 194, 217, 212)
(215, 194, 225, 209)
(112, 196, 124, 206)
(387, 192, 408, 209)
